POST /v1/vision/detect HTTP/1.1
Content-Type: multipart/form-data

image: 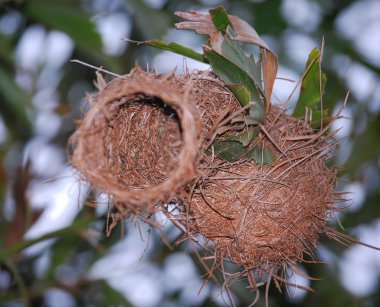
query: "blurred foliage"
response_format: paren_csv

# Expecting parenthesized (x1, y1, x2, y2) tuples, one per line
(0, 0, 379, 306)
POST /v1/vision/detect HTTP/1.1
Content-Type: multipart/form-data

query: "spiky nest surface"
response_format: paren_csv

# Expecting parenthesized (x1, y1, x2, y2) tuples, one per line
(178, 107, 337, 281)
(69, 68, 203, 210)
(70, 68, 341, 300)
(69, 68, 240, 211)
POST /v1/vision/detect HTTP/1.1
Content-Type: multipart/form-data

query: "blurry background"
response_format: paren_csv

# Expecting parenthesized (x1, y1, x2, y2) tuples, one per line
(0, 0, 379, 306)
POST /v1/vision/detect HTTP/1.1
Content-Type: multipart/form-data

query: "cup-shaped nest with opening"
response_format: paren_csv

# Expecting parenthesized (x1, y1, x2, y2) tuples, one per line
(69, 67, 203, 213)
(68, 5, 378, 305)
(69, 68, 244, 215)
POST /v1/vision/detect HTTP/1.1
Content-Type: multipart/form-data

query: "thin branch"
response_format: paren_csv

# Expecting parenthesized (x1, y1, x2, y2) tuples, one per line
(70, 59, 122, 78)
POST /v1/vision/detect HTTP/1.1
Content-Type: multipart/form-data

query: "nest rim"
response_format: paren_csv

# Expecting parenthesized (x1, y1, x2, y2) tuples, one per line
(71, 72, 202, 207)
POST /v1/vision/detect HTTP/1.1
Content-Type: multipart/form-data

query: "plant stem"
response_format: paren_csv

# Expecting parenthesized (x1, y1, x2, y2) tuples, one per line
(0, 222, 87, 262)
(3, 260, 30, 307)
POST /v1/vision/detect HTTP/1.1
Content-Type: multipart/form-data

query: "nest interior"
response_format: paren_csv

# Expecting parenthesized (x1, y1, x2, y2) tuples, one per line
(69, 68, 243, 211)
(106, 96, 182, 188)
(69, 68, 204, 209)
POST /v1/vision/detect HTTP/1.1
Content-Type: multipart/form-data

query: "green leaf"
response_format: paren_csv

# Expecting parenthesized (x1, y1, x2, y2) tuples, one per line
(204, 47, 265, 124)
(0, 219, 90, 261)
(222, 27, 263, 92)
(310, 109, 330, 128)
(0, 69, 32, 139)
(246, 146, 275, 165)
(25, 0, 102, 57)
(127, 0, 170, 39)
(231, 116, 259, 125)
(213, 140, 245, 162)
(231, 127, 259, 146)
(0, 34, 13, 66)
(209, 6, 232, 34)
(228, 84, 251, 106)
(293, 48, 327, 119)
(127, 39, 206, 63)
(175, 8, 278, 107)
(213, 140, 275, 164)
(98, 280, 133, 306)
(249, 100, 266, 125)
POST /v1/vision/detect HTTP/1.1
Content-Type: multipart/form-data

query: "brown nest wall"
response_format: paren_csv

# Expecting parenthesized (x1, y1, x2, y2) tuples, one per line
(69, 68, 241, 212)
(170, 105, 338, 289)
(70, 67, 341, 295)
(69, 68, 203, 211)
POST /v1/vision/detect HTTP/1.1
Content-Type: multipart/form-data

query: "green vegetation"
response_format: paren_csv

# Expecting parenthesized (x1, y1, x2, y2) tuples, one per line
(1, 1, 379, 306)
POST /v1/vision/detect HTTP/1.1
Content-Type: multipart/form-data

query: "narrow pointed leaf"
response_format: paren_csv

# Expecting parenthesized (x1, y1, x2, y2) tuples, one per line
(209, 6, 231, 34)
(248, 100, 266, 124)
(25, 0, 102, 56)
(175, 8, 278, 102)
(213, 140, 245, 162)
(221, 27, 264, 94)
(227, 84, 251, 106)
(204, 47, 265, 123)
(126, 39, 205, 63)
(232, 127, 259, 146)
(246, 146, 275, 165)
(293, 49, 327, 118)
(0, 69, 32, 138)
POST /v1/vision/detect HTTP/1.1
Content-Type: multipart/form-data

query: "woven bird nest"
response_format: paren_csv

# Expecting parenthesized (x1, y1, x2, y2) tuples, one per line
(69, 66, 344, 301)
(169, 106, 338, 290)
(70, 68, 199, 211)
(70, 66, 342, 291)
(69, 67, 241, 213)
(67, 6, 380, 306)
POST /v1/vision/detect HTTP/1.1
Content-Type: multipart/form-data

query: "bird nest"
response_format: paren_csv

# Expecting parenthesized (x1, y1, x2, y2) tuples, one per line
(69, 67, 346, 302)
(69, 67, 240, 213)
(165, 106, 339, 295)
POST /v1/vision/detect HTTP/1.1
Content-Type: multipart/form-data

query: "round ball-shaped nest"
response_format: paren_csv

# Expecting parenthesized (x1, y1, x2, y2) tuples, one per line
(185, 106, 337, 274)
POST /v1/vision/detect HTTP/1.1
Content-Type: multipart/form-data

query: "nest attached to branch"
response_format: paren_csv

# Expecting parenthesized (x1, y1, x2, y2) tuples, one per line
(169, 106, 339, 291)
(70, 67, 344, 300)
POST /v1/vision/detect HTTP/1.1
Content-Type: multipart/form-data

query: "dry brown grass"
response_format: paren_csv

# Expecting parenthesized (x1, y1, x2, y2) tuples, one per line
(69, 67, 346, 305)
(164, 105, 339, 304)
(70, 67, 201, 212)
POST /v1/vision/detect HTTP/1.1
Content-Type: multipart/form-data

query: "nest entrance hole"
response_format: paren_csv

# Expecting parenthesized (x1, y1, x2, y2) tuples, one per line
(106, 94, 182, 189)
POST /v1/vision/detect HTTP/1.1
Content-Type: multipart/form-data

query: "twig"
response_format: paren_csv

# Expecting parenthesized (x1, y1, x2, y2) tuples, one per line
(70, 59, 123, 78)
